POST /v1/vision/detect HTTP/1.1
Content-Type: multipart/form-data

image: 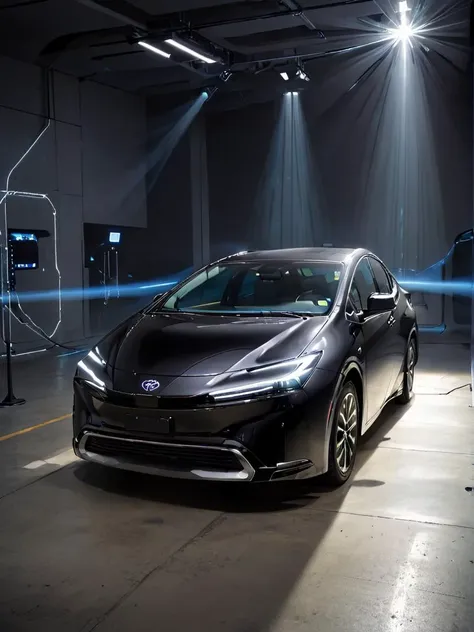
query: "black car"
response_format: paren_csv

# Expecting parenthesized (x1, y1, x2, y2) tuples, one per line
(73, 248, 417, 486)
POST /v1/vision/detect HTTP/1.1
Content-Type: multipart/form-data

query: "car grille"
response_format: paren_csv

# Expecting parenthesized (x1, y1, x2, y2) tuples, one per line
(84, 434, 243, 472)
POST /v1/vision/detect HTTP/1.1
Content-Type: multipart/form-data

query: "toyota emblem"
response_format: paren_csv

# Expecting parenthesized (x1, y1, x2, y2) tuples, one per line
(141, 379, 160, 392)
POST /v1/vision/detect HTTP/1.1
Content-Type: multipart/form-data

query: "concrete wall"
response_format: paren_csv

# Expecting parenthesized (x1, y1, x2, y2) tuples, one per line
(0, 56, 147, 350)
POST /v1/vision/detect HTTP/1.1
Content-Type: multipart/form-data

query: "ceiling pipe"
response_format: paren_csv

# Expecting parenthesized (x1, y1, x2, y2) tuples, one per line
(279, 0, 319, 31)
(230, 35, 385, 68)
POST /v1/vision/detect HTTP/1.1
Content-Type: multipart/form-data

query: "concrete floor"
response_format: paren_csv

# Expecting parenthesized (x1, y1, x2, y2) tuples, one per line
(0, 342, 473, 632)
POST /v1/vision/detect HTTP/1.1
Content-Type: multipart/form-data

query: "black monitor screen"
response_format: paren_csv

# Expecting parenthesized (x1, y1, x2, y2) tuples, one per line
(10, 233, 39, 270)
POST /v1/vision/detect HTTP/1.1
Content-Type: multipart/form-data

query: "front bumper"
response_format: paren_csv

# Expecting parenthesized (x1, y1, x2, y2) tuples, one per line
(73, 430, 316, 482)
(72, 371, 335, 482)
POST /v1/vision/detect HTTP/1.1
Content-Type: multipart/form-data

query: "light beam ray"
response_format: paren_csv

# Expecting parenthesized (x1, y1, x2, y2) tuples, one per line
(253, 93, 326, 249)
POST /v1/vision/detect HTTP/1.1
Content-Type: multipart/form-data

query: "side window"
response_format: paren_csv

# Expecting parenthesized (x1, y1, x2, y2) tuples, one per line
(350, 258, 377, 312)
(369, 258, 392, 294)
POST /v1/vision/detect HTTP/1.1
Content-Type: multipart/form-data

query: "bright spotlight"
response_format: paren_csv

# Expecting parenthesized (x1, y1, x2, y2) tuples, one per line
(296, 68, 310, 82)
(291, 91, 299, 96)
(397, 22, 413, 41)
(280, 72, 289, 81)
(202, 90, 209, 100)
(387, 0, 416, 43)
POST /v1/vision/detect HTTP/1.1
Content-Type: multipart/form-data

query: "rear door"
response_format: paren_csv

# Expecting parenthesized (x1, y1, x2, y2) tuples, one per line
(350, 258, 394, 424)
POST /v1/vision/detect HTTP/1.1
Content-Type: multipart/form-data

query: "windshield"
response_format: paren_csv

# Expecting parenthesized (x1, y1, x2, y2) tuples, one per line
(158, 261, 343, 316)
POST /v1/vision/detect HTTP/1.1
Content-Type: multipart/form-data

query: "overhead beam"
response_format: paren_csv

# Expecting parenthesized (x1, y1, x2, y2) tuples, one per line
(279, 0, 319, 31)
(0, 0, 48, 9)
(148, 0, 374, 32)
(38, 27, 135, 65)
(73, 0, 149, 30)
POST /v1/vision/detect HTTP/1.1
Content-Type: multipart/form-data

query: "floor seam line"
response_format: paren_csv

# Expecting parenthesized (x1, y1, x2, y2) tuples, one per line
(365, 446, 474, 456)
(332, 573, 467, 600)
(0, 461, 76, 501)
(311, 507, 474, 530)
(81, 512, 227, 632)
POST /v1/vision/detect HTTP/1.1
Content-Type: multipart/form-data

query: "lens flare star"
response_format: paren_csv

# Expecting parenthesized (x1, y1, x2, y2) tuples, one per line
(387, 1, 418, 45)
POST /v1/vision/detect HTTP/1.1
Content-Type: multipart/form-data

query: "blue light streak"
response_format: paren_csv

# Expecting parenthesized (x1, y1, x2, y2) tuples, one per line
(397, 278, 472, 296)
(2, 268, 192, 304)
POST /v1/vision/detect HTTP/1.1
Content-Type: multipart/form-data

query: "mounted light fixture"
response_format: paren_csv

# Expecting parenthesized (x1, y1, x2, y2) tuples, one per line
(280, 71, 289, 81)
(219, 69, 233, 82)
(202, 86, 219, 102)
(388, 1, 417, 44)
(296, 68, 310, 81)
(165, 37, 217, 63)
(138, 41, 171, 59)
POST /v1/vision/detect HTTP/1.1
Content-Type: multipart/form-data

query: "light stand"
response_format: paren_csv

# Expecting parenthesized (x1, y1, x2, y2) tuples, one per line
(0, 314, 25, 407)
(0, 231, 25, 407)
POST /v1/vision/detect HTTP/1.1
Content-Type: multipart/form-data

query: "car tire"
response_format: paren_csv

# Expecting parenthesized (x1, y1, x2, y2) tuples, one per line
(326, 382, 360, 486)
(397, 339, 416, 405)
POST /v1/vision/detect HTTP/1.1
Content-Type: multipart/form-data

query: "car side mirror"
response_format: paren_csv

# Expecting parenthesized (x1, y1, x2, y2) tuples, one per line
(367, 293, 396, 313)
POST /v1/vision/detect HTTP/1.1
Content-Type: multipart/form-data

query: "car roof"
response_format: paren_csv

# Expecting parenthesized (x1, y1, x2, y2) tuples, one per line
(222, 247, 370, 265)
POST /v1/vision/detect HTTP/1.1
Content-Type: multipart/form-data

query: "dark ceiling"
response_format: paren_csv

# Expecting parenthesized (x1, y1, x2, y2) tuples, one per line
(0, 0, 470, 107)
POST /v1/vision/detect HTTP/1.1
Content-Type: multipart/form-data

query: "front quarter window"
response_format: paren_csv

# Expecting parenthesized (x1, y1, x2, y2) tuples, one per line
(350, 258, 377, 312)
(163, 266, 233, 311)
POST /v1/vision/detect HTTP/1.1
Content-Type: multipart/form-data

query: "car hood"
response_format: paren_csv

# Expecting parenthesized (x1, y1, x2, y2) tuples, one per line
(98, 311, 327, 385)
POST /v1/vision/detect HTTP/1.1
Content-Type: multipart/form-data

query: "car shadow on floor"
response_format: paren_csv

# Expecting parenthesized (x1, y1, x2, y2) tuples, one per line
(0, 401, 413, 632)
(73, 399, 409, 514)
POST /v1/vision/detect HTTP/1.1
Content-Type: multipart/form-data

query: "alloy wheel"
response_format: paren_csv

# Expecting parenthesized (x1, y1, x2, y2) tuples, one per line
(336, 392, 358, 474)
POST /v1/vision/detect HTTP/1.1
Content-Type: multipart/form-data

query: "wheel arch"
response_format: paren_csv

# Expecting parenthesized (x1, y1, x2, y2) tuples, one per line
(343, 366, 363, 427)
(324, 362, 363, 484)
(326, 361, 364, 447)
(410, 328, 419, 363)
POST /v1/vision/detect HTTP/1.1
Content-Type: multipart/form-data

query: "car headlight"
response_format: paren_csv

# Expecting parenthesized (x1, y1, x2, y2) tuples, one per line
(208, 352, 322, 402)
(76, 347, 110, 392)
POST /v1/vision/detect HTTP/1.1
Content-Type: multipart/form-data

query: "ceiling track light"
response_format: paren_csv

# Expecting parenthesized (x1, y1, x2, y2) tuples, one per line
(138, 41, 171, 59)
(398, 1, 410, 14)
(296, 68, 310, 82)
(202, 86, 219, 101)
(165, 38, 218, 64)
(280, 71, 289, 81)
(219, 69, 233, 82)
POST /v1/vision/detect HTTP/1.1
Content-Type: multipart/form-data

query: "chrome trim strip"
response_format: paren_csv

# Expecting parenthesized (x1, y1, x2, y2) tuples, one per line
(76, 431, 255, 482)
(276, 458, 313, 469)
(270, 459, 316, 481)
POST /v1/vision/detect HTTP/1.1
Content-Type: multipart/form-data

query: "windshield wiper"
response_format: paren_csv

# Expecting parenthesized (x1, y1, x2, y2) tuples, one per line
(153, 309, 315, 318)
(234, 310, 310, 319)
(270, 311, 314, 318)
